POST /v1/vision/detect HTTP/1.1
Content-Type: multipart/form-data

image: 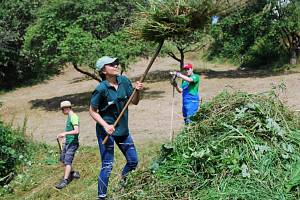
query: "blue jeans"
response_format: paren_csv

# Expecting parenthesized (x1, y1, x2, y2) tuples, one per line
(96, 132, 138, 198)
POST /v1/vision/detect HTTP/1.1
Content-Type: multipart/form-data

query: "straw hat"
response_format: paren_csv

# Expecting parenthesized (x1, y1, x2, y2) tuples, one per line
(60, 100, 72, 108)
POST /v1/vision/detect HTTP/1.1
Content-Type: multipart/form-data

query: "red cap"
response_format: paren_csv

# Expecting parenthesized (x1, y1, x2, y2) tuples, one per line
(183, 63, 193, 69)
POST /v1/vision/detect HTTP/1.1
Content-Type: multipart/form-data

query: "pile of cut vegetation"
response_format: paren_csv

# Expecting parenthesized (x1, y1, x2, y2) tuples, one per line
(123, 91, 300, 199)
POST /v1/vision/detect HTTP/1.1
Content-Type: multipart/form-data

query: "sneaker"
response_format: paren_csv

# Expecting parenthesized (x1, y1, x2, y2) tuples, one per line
(71, 171, 80, 179)
(55, 179, 68, 189)
(96, 196, 106, 200)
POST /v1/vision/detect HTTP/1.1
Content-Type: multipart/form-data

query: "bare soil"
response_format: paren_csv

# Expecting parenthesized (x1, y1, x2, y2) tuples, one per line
(1, 57, 299, 146)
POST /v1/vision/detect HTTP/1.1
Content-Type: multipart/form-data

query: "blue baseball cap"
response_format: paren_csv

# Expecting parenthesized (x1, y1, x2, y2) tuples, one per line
(95, 56, 118, 71)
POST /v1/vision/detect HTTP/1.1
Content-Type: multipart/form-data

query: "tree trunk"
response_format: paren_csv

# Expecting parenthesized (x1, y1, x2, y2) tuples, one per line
(179, 47, 185, 70)
(289, 33, 300, 65)
(72, 63, 101, 82)
(290, 49, 297, 65)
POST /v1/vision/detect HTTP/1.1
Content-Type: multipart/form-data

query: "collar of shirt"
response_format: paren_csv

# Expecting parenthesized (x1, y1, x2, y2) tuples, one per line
(102, 75, 125, 89)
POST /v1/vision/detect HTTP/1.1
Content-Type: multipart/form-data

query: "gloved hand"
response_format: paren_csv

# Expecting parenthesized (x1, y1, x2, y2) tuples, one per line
(170, 71, 182, 77)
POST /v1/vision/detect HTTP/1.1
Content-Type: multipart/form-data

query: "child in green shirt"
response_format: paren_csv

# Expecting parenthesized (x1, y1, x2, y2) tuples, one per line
(55, 100, 80, 189)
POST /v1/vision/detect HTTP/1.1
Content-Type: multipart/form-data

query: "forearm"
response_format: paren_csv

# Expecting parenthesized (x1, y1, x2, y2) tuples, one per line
(58, 126, 79, 138)
(179, 74, 193, 82)
(64, 129, 79, 135)
(175, 85, 182, 93)
(89, 106, 110, 127)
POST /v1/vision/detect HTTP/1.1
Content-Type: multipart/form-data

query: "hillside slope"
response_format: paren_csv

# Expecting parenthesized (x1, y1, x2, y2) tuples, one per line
(0, 57, 299, 146)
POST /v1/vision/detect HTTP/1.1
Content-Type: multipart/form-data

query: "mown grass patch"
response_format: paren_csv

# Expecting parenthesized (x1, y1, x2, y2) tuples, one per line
(1, 141, 160, 200)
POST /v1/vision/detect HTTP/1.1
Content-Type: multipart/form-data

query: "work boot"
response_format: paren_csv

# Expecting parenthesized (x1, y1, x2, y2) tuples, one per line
(71, 171, 80, 179)
(55, 179, 68, 189)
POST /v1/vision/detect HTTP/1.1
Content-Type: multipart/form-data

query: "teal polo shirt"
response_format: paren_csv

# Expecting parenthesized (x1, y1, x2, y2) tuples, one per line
(90, 75, 133, 136)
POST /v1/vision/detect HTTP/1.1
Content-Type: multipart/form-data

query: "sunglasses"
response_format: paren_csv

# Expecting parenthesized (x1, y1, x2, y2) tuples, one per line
(107, 61, 119, 68)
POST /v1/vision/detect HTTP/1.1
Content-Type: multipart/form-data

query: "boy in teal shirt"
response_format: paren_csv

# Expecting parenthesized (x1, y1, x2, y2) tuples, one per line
(172, 63, 200, 124)
(55, 100, 80, 189)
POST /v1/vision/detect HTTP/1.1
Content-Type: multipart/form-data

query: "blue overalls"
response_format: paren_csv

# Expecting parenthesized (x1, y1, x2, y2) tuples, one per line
(182, 81, 199, 124)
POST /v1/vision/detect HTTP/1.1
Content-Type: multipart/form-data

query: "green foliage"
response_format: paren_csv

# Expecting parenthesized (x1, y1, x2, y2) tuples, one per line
(98, 30, 156, 71)
(208, 0, 300, 68)
(23, 0, 89, 76)
(123, 91, 300, 199)
(58, 26, 100, 67)
(22, 0, 151, 80)
(0, 0, 44, 89)
(0, 120, 30, 186)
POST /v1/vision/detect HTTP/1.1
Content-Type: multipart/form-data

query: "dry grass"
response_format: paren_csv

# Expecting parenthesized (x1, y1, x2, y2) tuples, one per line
(1, 142, 161, 200)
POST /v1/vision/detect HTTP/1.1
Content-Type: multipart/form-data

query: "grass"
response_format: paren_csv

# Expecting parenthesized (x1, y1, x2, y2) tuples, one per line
(121, 90, 300, 200)
(0, 142, 161, 200)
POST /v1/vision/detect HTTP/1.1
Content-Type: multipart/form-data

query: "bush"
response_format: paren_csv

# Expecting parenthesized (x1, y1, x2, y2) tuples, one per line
(0, 120, 29, 185)
(0, 0, 44, 89)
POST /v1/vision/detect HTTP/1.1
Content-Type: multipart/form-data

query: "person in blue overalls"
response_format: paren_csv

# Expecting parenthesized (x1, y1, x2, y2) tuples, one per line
(89, 56, 143, 200)
(171, 63, 200, 124)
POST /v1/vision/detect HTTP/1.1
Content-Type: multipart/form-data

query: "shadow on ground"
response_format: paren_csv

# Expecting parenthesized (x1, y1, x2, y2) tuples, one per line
(195, 69, 299, 79)
(140, 87, 165, 100)
(30, 92, 92, 112)
(30, 87, 165, 112)
(131, 69, 299, 83)
(131, 70, 172, 83)
(31, 68, 294, 112)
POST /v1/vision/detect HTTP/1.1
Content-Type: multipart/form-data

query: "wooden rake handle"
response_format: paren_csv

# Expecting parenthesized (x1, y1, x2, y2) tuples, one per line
(102, 40, 164, 144)
(57, 138, 62, 154)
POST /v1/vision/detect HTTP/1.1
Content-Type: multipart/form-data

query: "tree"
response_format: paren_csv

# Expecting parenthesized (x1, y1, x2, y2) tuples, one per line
(23, 0, 153, 82)
(132, 0, 251, 70)
(166, 31, 210, 69)
(58, 25, 101, 81)
(131, 0, 223, 70)
(0, 0, 44, 89)
(208, 0, 300, 68)
(274, 0, 300, 64)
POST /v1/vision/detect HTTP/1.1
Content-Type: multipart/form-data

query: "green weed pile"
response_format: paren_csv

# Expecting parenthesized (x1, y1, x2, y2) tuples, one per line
(124, 91, 300, 199)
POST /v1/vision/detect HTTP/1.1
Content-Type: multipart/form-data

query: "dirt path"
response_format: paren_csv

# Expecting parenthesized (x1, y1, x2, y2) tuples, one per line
(1, 57, 299, 146)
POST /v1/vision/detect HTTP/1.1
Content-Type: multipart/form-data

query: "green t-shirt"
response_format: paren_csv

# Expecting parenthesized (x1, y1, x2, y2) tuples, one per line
(65, 113, 79, 144)
(181, 73, 200, 95)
